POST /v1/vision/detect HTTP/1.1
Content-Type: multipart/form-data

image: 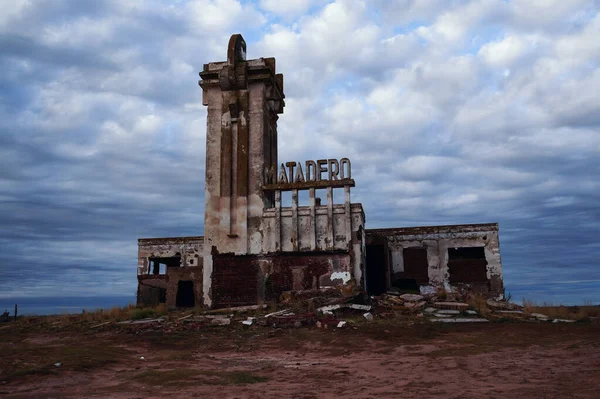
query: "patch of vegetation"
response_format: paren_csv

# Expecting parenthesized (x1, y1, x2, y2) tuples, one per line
(1, 342, 130, 383)
(522, 299, 600, 321)
(130, 308, 158, 320)
(227, 371, 269, 384)
(131, 369, 268, 386)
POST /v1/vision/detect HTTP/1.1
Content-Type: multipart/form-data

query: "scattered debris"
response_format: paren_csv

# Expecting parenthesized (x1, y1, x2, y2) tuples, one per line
(90, 321, 111, 329)
(552, 319, 576, 323)
(363, 312, 373, 321)
(264, 309, 293, 318)
(404, 301, 426, 311)
(205, 304, 267, 314)
(465, 310, 478, 315)
(430, 318, 489, 323)
(139, 357, 145, 360)
(177, 314, 193, 321)
(54, 362, 62, 367)
(487, 299, 522, 311)
(337, 321, 347, 328)
(117, 318, 165, 325)
(496, 310, 524, 315)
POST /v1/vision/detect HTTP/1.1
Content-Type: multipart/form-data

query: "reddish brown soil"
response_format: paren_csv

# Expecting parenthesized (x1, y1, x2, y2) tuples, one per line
(1, 321, 599, 398)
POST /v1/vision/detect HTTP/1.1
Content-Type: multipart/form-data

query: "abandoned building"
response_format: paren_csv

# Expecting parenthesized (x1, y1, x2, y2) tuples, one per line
(136, 34, 504, 309)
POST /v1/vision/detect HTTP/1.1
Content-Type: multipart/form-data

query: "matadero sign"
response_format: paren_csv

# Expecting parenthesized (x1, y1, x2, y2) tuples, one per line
(264, 158, 354, 191)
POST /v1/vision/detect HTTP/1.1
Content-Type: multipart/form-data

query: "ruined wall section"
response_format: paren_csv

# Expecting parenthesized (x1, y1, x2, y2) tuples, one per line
(137, 236, 204, 308)
(367, 223, 503, 297)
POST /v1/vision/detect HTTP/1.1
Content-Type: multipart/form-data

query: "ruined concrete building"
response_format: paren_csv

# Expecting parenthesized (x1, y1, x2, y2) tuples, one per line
(137, 35, 504, 308)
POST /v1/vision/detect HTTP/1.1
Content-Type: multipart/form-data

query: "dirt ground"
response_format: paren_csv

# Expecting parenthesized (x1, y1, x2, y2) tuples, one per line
(1, 320, 599, 398)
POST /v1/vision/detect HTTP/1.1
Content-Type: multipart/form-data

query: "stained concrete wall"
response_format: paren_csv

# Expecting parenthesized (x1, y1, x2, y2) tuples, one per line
(261, 202, 365, 287)
(200, 47, 285, 307)
(366, 223, 503, 298)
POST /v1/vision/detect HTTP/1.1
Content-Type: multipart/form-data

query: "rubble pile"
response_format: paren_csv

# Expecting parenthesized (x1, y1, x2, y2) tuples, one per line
(97, 287, 581, 334)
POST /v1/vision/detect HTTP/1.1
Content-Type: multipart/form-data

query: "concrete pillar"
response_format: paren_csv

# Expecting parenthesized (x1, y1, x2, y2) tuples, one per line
(199, 34, 285, 306)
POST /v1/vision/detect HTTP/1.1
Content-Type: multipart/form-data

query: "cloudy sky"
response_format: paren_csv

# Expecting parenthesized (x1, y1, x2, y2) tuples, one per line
(1, 0, 598, 307)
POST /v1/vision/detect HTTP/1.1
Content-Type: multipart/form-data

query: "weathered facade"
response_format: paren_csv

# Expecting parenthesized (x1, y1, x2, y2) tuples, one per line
(137, 236, 204, 308)
(136, 35, 504, 308)
(365, 223, 503, 297)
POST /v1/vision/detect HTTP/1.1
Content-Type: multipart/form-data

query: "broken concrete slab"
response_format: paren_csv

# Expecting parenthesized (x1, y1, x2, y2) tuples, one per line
(264, 309, 293, 318)
(210, 318, 231, 326)
(317, 304, 371, 315)
(419, 285, 437, 296)
(349, 304, 371, 311)
(552, 319, 576, 323)
(423, 307, 437, 314)
(434, 302, 469, 310)
(436, 309, 460, 315)
(433, 313, 453, 318)
(90, 321, 111, 329)
(530, 313, 548, 319)
(487, 299, 520, 310)
(399, 294, 424, 302)
(465, 310, 478, 315)
(496, 310, 524, 315)
(337, 321, 347, 328)
(363, 312, 373, 321)
(117, 318, 165, 325)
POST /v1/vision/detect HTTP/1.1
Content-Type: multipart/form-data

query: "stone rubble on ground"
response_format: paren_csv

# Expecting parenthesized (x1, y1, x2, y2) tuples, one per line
(431, 318, 489, 323)
(102, 285, 586, 334)
(399, 294, 424, 302)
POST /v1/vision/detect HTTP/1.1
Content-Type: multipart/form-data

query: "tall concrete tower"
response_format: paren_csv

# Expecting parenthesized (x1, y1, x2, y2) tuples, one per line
(199, 34, 285, 306)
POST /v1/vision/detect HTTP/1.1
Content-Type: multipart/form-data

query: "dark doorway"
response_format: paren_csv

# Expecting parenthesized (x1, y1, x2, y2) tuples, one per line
(366, 244, 387, 295)
(402, 247, 430, 284)
(392, 278, 419, 292)
(176, 280, 195, 307)
(447, 247, 488, 284)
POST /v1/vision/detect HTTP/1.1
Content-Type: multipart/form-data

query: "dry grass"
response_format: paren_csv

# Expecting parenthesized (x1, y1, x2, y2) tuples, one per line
(522, 299, 600, 321)
(467, 294, 491, 318)
(436, 287, 448, 300)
